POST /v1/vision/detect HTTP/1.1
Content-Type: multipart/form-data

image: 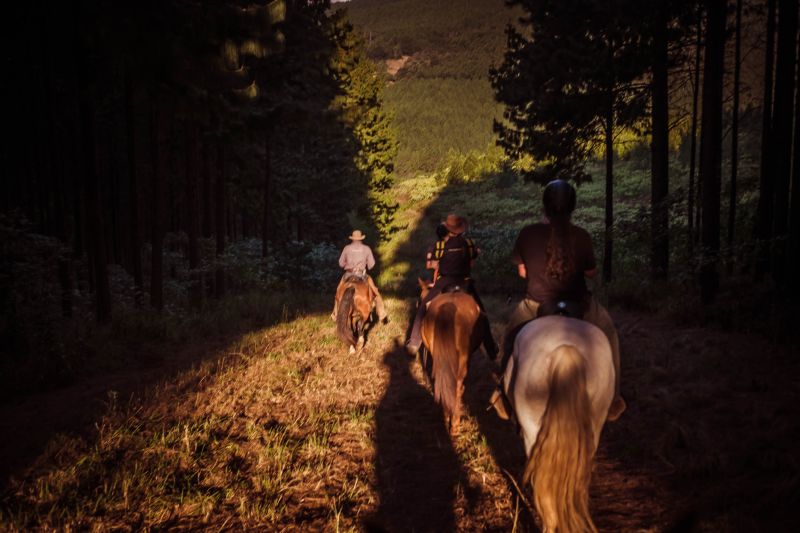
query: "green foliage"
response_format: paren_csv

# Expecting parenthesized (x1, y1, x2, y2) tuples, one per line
(491, 0, 653, 183)
(0, 214, 342, 398)
(432, 146, 509, 186)
(342, 0, 517, 175)
(385, 78, 503, 174)
(343, 0, 517, 78)
(331, 18, 400, 239)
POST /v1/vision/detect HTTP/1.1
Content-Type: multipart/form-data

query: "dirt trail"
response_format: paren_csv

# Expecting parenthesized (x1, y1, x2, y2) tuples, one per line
(1, 298, 798, 531)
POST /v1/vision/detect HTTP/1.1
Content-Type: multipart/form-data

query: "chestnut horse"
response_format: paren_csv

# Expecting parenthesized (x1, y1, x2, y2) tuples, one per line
(336, 278, 375, 354)
(418, 278, 492, 434)
(501, 316, 615, 533)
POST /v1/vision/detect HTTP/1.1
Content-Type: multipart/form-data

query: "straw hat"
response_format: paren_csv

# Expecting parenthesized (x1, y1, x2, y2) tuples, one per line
(443, 214, 467, 235)
(348, 230, 366, 240)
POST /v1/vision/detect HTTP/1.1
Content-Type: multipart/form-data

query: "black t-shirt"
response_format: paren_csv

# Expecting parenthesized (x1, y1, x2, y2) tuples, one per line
(435, 235, 477, 279)
(511, 223, 596, 302)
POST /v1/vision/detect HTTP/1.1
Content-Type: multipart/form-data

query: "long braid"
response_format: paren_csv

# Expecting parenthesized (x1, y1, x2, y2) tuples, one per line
(545, 214, 574, 282)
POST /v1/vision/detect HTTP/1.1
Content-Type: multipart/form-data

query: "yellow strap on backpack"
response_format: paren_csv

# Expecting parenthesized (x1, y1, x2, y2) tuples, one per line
(433, 239, 446, 260)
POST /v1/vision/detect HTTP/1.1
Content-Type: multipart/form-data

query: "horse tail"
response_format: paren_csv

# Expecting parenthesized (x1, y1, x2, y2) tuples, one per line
(336, 287, 357, 346)
(523, 344, 597, 533)
(431, 302, 459, 420)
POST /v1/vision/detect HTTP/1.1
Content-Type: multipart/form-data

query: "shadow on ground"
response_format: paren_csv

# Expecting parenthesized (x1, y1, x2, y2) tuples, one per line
(370, 341, 474, 532)
(0, 295, 330, 492)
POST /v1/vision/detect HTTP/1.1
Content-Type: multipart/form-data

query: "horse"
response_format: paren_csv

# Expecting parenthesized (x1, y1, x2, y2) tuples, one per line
(418, 278, 493, 435)
(335, 277, 375, 354)
(500, 316, 615, 533)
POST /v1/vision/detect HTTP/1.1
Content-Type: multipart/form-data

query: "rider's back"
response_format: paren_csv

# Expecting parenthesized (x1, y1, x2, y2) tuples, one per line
(339, 241, 375, 273)
(437, 234, 475, 279)
(512, 223, 595, 303)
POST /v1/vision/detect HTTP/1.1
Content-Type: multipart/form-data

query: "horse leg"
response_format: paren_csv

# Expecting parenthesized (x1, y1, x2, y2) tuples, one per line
(354, 318, 365, 352)
(450, 347, 469, 435)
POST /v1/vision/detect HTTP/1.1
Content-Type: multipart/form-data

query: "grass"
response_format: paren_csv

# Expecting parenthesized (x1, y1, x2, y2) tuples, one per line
(2, 291, 799, 530)
(0, 298, 405, 531)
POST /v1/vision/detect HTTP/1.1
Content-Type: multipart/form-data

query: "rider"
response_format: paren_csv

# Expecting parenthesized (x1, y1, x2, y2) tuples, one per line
(406, 214, 496, 357)
(332, 229, 388, 324)
(425, 223, 449, 283)
(495, 179, 625, 419)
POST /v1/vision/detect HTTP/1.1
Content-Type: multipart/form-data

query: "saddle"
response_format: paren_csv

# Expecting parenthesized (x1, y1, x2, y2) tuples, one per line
(343, 270, 368, 283)
(537, 299, 586, 320)
(441, 282, 466, 294)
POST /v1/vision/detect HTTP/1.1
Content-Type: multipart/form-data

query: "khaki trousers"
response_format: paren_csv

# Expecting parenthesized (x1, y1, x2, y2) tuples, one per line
(502, 296, 621, 397)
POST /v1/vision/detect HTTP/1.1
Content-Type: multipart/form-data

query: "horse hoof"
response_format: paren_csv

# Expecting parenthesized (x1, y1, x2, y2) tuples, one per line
(349, 345, 356, 355)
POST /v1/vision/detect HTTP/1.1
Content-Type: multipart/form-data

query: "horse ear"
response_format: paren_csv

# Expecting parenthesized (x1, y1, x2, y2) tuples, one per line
(418, 277, 426, 289)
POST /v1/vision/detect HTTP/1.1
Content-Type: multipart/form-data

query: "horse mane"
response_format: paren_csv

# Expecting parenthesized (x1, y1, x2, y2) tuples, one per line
(336, 286, 357, 346)
(523, 344, 597, 533)
(431, 302, 459, 424)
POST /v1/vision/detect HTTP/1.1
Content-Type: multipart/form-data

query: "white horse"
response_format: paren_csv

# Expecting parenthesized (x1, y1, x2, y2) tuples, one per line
(502, 316, 615, 533)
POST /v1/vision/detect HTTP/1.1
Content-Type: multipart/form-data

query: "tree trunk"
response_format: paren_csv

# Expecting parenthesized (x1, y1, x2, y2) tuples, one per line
(79, 64, 111, 323)
(150, 95, 165, 311)
(262, 132, 271, 258)
(727, 0, 742, 276)
(202, 141, 213, 238)
(109, 141, 122, 266)
(769, 0, 798, 285)
(71, 113, 84, 258)
(789, 33, 800, 298)
(186, 122, 201, 309)
(786, 32, 800, 302)
(48, 50, 72, 317)
(698, 0, 726, 304)
(58, 259, 73, 318)
(651, 2, 669, 281)
(688, 3, 703, 262)
(603, 84, 614, 284)
(215, 142, 226, 298)
(754, 0, 777, 280)
(125, 64, 143, 305)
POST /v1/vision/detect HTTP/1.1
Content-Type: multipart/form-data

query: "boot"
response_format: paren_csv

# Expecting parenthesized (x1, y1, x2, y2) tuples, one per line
(607, 396, 627, 422)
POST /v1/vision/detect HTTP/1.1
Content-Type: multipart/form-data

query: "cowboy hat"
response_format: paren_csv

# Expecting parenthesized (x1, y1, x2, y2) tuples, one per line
(443, 214, 467, 235)
(348, 230, 366, 240)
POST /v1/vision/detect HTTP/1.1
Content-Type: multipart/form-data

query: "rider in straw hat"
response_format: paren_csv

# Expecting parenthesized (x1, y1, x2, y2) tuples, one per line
(332, 229, 388, 323)
(406, 214, 496, 357)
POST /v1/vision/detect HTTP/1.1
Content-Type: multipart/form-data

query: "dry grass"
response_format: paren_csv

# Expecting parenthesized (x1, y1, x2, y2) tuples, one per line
(1, 297, 798, 531)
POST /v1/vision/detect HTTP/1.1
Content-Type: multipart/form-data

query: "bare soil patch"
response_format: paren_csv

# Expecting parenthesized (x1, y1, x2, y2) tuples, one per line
(385, 55, 411, 77)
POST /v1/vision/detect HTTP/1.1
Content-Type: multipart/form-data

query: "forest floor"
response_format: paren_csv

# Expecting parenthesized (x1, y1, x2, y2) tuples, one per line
(1, 295, 798, 532)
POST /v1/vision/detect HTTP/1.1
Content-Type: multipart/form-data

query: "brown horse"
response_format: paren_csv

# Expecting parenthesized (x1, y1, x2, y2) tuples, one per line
(418, 278, 492, 434)
(336, 278, 375, 354)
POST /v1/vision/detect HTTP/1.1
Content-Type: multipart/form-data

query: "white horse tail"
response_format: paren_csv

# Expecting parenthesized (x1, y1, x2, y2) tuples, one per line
(523, 344, 598, 533)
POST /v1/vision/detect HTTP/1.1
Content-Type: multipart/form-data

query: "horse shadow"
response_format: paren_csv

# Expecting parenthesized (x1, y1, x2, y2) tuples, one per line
(369, 340, 474, 532)
(462, 295, 540, 530)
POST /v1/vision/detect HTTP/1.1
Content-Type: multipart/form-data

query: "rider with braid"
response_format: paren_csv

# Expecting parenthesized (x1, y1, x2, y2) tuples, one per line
(494, 180, 626, 420)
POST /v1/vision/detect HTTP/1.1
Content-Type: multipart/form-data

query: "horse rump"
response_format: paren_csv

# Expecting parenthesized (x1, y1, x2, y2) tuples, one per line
(523, 344, 597, 533)
(336, 286, 358, 347)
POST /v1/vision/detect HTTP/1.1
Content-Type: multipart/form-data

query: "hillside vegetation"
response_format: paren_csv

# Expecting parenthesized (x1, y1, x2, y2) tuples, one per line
(342, 0, 519, 174)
